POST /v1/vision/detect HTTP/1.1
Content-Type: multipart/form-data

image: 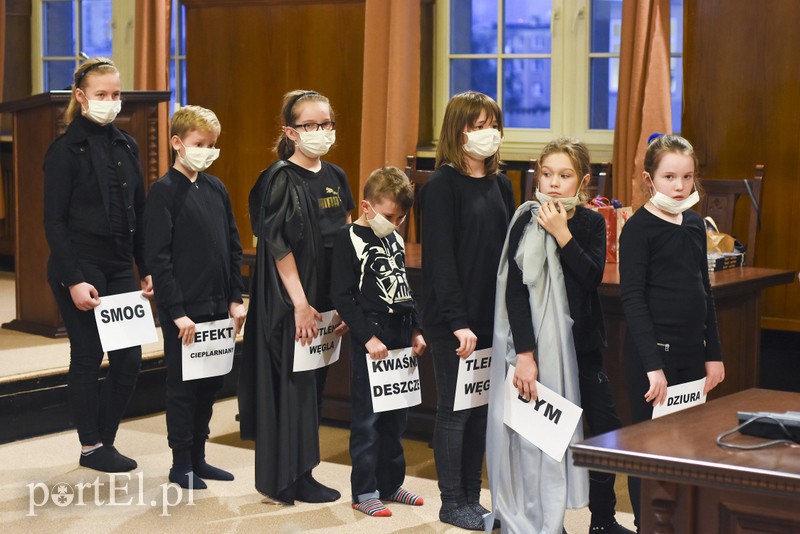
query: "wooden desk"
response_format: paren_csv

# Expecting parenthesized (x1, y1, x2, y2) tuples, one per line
(599, 265, 795, 424)
(572, 388, 800, 533)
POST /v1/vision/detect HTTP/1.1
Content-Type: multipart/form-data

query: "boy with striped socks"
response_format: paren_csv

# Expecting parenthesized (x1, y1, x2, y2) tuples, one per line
(330, 167, 427, 517)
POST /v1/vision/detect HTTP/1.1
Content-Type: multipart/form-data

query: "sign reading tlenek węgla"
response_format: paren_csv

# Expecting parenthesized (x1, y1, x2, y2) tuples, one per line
(292, 310, 343, 372)
(453, 348, 493, 411)
(94, 291, 157, 352)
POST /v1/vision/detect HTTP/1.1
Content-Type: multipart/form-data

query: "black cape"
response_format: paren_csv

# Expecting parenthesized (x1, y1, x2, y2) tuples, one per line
(238, 161, 325, 498)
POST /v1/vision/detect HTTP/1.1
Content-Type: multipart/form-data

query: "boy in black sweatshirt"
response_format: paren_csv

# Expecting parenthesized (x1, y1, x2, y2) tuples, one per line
(330, 166, 427, 517)
(145, 105, 246, 489)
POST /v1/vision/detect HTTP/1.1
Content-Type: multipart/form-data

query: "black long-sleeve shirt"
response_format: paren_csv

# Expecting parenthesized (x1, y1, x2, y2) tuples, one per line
(420, 164, 515, 343)
(619, 207, 722, 372)
(330, 223, 419, 346)
(506, 205, 607, 355)
(145, 167, 244, 320)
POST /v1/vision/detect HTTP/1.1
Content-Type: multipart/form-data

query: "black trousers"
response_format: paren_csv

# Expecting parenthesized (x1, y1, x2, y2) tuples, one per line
(48, 254, 142, 447)
(624, 337, 705, 527)
(160, 309, 226, 466)
(429, 329, 488, 506)
(577, 349, 625, 526)
(349, 313, 412, 503)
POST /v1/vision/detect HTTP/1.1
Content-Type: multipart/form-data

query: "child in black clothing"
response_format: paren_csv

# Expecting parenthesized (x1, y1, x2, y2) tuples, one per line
(330, 166, 426, 518)
(620, 134, 725, 528)
(145, 105, 246, 489)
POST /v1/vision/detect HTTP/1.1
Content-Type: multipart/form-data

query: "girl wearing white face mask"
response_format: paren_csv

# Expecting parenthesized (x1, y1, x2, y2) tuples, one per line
(619, 134, 725, 529)
(240, 89, 354, 506)
(420, 91, 515, 530)
(43, 57, 151, 474)
(489, 137, 634, 533)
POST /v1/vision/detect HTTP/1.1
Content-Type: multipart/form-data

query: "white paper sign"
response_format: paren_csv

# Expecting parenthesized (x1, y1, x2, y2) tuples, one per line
(502, 366, 583, 462)
(652, 377, 707, 419)
(94, 291, 157, 352)
(292, 310, 343, 372)
(181, 319, 236, 381)
(366, 347, 422, 413)
(453, 348, 493, 411)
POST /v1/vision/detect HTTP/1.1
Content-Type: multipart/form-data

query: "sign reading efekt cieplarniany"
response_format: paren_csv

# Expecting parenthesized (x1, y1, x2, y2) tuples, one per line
(181, 318, 236, 381)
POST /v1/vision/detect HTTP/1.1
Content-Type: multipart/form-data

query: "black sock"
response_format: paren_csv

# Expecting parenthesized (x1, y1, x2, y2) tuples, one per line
(79, 445, 136, 473)
(295, 471, 340, 503)
(193, 460, 234, 481)
(104, 445, 137, 471)
(168, 465, 207, 490)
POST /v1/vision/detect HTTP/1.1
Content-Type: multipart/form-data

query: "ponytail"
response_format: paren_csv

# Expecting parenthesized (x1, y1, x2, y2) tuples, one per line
(273, 90, 332, 159)
(65, 57, 118, 124)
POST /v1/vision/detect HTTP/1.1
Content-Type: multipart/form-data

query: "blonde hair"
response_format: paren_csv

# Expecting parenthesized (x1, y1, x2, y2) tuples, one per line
(170, 105, 221, 139)
(435, 91, 503, 176)
(274, 90, 333, 160)
(539, 137, 592, 203)
(364, 166, 415, 213)
(643, 134, 702, 195)
(65, 57, 119, 124)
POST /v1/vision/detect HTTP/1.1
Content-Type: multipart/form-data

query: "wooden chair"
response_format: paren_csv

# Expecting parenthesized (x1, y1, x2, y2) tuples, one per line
(402, 155, 434, 242)
(523, 159, 610, 201)
(698, 165, 765, 265)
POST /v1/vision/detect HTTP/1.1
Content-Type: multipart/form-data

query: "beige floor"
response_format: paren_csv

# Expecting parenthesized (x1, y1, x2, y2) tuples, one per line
(0, 398, 636, 533)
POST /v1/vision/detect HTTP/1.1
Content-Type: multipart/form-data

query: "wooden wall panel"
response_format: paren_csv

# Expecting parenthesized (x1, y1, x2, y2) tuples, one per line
(183, 0, 365, 246)
(683, 0, 800, 330)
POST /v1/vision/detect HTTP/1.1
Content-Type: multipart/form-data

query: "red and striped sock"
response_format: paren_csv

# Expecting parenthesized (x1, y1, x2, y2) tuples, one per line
(386, 487, 424, 506)
(352, 498, 392, 517)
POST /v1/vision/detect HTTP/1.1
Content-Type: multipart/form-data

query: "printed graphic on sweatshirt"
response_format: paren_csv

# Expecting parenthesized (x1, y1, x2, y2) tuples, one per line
(319, 186, 344, 210)
(349, 228, 412, 307)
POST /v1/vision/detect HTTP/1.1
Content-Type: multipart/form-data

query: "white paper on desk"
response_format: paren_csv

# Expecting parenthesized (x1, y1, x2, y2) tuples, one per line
(366, 347, 422, 413)
(503, 366, 583, 462)
(453, 348, 493, 411)
(94, 291, 157, 352)
(292, 310, 342, 372)
(181, 319, 236, 381)
(652, 377, 707, 419)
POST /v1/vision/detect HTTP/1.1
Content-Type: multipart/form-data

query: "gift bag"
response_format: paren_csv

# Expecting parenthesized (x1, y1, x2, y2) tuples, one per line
(704, 216, 735, 253)
(589, 197, 632, 263)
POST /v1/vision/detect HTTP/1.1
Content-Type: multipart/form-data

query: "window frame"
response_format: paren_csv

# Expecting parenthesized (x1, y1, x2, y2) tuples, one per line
(434, 0, 617, 161)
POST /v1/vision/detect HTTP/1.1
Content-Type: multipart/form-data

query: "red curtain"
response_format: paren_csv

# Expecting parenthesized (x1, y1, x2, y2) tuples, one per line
(612, 0, 673, 208)
(358, 0, 421, 200)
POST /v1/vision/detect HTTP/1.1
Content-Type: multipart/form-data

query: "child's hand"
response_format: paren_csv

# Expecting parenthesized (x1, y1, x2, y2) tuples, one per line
(645, 369, 668, 406)
(174, 316, 196, 346)
(333, 312, 349, 337)
(704, 361, 725, 394)
(366, 336, 388, 360)
(411, 329, 426, 356)
(229, 302, 247, 335)
(294, 302, 321, 346)
(453, 328, 477, 359)
(140, 275, 154, 299)
(69, 282, 101, 311)
(537, 200, 572, 247)
(513, 352, 538, 401)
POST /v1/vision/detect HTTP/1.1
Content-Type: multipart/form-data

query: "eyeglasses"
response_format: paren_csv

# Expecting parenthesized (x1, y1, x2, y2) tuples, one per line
(290, 121, 336, 132)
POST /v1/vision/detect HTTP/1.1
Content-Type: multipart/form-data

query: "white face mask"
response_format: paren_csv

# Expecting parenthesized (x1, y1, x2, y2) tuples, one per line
(366, 202, 399, 238)
(650, 189, 700, 214)
(535, 175, 587, 211)
(177, 140, 220, 173)
(295, 129, 336, 158)
(81, 97, 121, 126)
(463, 128, 502, 159)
